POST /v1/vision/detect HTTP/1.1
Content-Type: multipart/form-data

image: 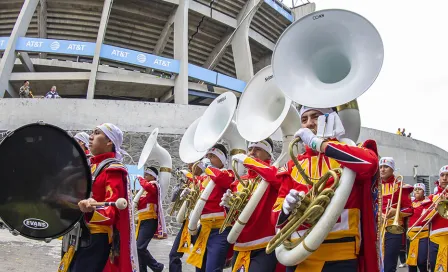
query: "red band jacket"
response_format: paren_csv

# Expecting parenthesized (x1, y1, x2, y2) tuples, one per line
(381, 175, 413, 227)
(137, 176, 159, 219)
(86, 152, 133, 272)
(230, 157, 281, 251)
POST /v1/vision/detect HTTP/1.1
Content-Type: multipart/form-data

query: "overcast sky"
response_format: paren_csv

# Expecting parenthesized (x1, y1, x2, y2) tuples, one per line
(283, 0, 448, 151)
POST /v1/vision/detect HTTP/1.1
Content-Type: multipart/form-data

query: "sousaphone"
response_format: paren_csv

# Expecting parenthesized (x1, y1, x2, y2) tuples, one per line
(135, 128, 172, 203)
(227, 65, 302, 244)
(266, 9, 384, 266)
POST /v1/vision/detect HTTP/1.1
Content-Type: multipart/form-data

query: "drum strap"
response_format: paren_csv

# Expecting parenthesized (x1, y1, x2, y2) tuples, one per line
(92, 158, 122, 183)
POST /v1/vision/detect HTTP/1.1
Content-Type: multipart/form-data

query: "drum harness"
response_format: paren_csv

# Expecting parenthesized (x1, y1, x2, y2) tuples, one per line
(62, 158, 123, 258)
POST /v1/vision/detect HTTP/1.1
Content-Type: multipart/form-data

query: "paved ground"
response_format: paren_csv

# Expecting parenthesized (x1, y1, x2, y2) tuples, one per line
(0, 228, 407, 272)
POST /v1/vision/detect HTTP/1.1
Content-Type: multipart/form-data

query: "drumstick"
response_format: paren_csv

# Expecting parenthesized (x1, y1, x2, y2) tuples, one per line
(90, 198, 128, 210)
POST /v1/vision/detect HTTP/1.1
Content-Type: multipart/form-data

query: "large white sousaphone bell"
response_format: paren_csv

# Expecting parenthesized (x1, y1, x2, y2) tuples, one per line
(272, 9, 384, 109)
(226, 65, 302, 244)
(188, 91, 247, 235)
(135, 128, 173, 201)
(269, 9, 384, 266)
(179, 117, 207, 164)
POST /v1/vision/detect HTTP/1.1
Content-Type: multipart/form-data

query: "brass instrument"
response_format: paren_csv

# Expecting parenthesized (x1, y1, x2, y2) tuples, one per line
(265, 137, 342, 254)
(181, 162, 202, 220)
(407, 185, 448, 241)
(219, 160, 259, 234)
(385, 175, 405, 234)
(169, 169, 190, 216)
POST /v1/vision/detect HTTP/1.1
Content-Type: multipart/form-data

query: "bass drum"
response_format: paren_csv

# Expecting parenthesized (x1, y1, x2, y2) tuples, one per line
(0, 122, 91, 240)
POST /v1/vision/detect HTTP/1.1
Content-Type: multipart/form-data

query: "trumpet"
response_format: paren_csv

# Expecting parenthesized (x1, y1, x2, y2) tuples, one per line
(407, 185, 448, 241)
(385, 175, 405, 234)
(219, 160, 259, 234)
(265, 136, 343, 254)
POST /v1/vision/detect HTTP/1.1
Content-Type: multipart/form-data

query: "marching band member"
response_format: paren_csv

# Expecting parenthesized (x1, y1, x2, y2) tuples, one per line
(186, 143, 234, 272)
(379, 157, 413, 272)
(74, 132, 92, 157)
(426, 165, 448, 272)
(169, 161, 204, 272)
(67, 123, 137, 272)
(406, 183, 431, 272)
(273, 106, 380, 272)
(136, 166, 165, 272)
(224, 138, 281, 272)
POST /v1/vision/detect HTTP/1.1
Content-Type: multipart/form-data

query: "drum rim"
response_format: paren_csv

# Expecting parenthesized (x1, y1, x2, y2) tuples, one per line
(0, 121, 92, 241)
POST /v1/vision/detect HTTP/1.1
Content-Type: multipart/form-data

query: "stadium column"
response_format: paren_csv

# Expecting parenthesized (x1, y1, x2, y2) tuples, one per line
(173, 0, 189, 105)
(86, 0, 114, 100)
(230, 0, 262, 82)
(291, 2, 316, 21)
(0, 0, 39, 98)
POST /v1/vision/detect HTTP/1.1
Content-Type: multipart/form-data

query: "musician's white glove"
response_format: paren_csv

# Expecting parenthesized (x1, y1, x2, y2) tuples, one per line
(198, 158, 211, 170)
(220, 189, 233, 208)
(282, 189, 306, 215)
(180, 188, 191, 199)
(232, 154, 248, 164)
(294, 128, 324, 152)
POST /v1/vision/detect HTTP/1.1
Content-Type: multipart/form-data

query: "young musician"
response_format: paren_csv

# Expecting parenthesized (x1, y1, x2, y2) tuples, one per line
(169, 161, 203, 272)
(406, 183, 431, 272)
(223, 138, 281, 272)
(186, 143, 234, 272)
(273, 106, 380, 272)
(426, 165, 448, 272)
(136, 166, 165, 272)
(74, 132, 91, 157)
(379, 157, 413, 272)
(69, 123, 137, 272)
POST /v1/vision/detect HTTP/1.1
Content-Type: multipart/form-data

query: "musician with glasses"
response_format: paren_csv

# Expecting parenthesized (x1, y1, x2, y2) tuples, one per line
(272, 106, 380, 272)
(169, 161, 204, 272)
(379, 157, 413, 272)
(221, 138, 281, 272)
(406, 183, 431, 272)
(423, 165, 448, 272)
(186, 143, 234, 272)
(135, 166, 165, 272)
(62, 123, 137, 272)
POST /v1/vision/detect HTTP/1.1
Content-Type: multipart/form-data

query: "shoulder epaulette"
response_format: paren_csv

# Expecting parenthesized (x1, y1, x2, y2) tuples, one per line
(106, 163, 127, 172)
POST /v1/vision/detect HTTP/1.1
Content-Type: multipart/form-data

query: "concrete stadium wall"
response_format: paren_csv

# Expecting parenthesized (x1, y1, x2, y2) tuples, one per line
(1, 99, 448, 233)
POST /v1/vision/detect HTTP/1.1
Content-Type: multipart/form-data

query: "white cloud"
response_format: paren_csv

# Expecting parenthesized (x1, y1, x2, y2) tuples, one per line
(285, 0, 448, 151)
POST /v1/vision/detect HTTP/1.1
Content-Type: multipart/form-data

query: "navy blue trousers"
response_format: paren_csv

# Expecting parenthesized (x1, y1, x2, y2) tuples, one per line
(137, 219, 164, 272)
(195, 227, 231, 272)
(169, 221, 198, 272)
(408, 237, 428, 272)
(231, 248, 278, 272)
(429, 240, 442, 272)
(383, 232, 402, 272)
(70, 233, 111, 272)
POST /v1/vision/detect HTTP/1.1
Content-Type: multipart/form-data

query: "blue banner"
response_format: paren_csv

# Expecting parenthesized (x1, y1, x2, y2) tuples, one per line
(188, 64, 218, 85)
(127, 164, 144, 190)
(100, 44, 180, 74)
(7, 36, 246, 93)
(0, 37, 9, 51)
(264, 0, 294, 22)
(217, 73, 246, 93)
(16, 37, 95, 56)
